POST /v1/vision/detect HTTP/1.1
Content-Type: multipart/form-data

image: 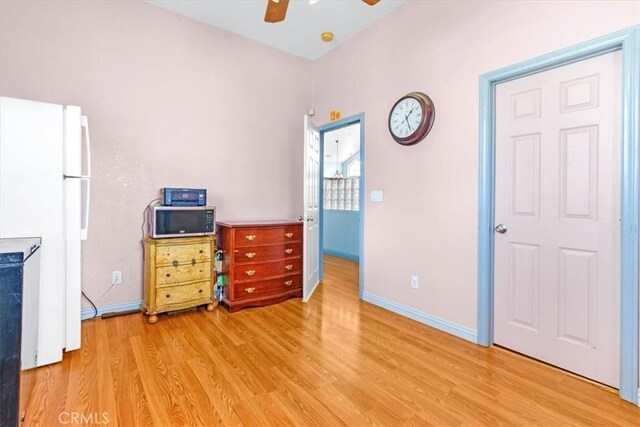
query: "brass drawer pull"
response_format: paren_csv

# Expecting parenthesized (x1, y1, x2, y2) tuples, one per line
(285, 248, 293, 254)
(199, 289, 203, 293)
(166, 294, 171, 298)
(285, 264, 293, 271)
(191, 258, 196, 265)
(245, 235, 257, 241)
(285, 232, 294, 238)
(284, 280, 293, 286)
(166, 273, 171, 277)
(245, 270, 256, 276)
(245, 287, 256, 293)
(172, 260, 179, 267)
(245, 252, 256, 259)
(199, 249, 204, 254)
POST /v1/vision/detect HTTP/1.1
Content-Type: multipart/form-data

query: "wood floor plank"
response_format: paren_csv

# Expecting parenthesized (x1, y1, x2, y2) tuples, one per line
(22, 255, 640, 426)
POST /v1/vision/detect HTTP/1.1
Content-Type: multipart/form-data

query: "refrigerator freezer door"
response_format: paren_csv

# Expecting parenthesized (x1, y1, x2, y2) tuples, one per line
(0, 97, 66, 366)
(80, 115, 91, 178)
(63, 106, 82, 177)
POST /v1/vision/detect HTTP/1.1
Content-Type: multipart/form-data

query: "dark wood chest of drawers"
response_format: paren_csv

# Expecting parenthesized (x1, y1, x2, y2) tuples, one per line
(217, 220, 303, 312)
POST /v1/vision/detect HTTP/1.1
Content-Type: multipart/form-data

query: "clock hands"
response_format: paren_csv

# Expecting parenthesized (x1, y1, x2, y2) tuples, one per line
(402, 107, 416, 132)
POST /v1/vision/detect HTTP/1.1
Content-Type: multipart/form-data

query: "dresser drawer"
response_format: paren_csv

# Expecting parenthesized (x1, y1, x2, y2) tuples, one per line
(155, 281, 211, 307)
(233, 258, 302, 281)
(234, 226, 301, 247)
(156, 262, 211, 287)
(232, 274, 301, 301)
(155, 242, 212, 266)
(234, 243, 301, 263)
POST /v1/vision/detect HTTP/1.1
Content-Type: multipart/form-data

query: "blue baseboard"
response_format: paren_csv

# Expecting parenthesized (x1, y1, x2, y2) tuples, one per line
(323, 249, 359, 261)
(362, 291, 477, 343)
(81, 300, 142, 320)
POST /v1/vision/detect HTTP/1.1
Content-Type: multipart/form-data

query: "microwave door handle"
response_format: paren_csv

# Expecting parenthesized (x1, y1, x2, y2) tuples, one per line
(81, 115, 91, 178)
(80, 177, 90, 240)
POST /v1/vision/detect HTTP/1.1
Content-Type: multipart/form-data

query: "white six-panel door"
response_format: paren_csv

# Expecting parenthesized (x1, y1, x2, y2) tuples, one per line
(303, 115, 320, 301)
(494, 52, 621, 387)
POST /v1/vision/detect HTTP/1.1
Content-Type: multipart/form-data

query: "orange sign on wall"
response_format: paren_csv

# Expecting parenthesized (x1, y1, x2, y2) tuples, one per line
(330, 110, 341, 121)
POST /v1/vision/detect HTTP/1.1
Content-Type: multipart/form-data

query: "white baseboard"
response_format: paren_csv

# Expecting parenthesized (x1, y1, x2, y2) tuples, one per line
(362, 291, 477, 343)
(637, 388, 640, 407)
(81, 300, 142, 320)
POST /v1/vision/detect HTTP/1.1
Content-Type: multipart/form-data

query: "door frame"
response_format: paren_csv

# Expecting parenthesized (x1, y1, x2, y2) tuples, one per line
(477, 26, 640, 404)
(317, 113, 365, 299)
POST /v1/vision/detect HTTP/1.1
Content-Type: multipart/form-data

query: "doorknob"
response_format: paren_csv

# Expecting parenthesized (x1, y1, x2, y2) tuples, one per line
(307, 216, 314, 222)
(495, 224, 508, 234)
(298, 216, 304, 222)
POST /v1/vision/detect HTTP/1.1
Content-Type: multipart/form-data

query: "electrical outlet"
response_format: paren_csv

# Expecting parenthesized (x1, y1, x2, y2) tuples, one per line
(411, 275, 419, 289)
(112, 270, 122, 285)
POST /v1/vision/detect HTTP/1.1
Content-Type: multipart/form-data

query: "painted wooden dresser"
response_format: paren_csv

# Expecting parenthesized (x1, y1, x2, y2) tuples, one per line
(217, 220, 303, 312)
(143, 235, 215, 323)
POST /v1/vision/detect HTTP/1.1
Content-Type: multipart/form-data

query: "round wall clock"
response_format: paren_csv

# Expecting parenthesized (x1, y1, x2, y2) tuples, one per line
(388, 92, 435, 146)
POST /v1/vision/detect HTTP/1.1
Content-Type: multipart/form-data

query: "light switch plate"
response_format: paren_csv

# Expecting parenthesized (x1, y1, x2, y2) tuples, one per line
(370, 190, 383, 202)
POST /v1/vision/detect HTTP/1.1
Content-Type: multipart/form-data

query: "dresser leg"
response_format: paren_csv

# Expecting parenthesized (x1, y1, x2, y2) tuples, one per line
(206, 303, 215, 312)
(147, 314, 158, 324)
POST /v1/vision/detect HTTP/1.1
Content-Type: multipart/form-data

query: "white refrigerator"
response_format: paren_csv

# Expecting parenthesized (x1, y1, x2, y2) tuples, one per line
(0, 96, 90, 366)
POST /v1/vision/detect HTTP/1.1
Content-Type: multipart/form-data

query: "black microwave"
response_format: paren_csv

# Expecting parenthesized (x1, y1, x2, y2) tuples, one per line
(149, 206, 215, 238)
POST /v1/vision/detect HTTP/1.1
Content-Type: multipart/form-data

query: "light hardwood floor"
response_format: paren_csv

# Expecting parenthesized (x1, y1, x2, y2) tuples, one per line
(25, 255, 640, 426)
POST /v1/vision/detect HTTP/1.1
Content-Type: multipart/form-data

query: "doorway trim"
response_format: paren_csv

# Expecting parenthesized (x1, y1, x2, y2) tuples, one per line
(477, 26, 640, 404)
(318, 113, 365, 299)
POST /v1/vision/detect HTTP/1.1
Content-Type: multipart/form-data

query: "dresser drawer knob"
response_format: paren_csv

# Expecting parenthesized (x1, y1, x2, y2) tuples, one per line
(166, 273, 171, 277)
(199, 289, 203, 294)
(245, 252, 256, 259)
(191, 258, 196, 265)
(284, 280, 293, 286)
(245, 270, 256, 276)
(166, 294, 171, 298)
(172, 260, 179, 267)
(245, 287, 256, 293)
(285, 232, 294, 238)
(285, 264, 293, 271)
(285, 248, 293, 254)
(245, 235, 257, 241)
(199, 249, 204, 254)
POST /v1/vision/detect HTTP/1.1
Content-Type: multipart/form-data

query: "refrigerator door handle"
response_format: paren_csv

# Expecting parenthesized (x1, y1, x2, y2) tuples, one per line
(80, 177, 90, 241)
(79, 115, 91, 240)
(81, 115, 91, 178)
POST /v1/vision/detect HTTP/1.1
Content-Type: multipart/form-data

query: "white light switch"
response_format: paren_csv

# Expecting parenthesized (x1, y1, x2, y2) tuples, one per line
(370, 190, 383, 202)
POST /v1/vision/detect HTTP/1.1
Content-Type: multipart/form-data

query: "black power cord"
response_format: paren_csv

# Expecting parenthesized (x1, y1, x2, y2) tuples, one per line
(82, 290, 98, 320)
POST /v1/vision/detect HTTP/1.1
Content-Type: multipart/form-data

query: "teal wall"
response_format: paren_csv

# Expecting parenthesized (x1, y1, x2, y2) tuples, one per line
(323, 210, 359, 260)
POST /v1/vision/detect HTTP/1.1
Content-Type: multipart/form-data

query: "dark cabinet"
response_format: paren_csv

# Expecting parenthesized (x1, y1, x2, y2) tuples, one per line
(0, 238, 41, 425)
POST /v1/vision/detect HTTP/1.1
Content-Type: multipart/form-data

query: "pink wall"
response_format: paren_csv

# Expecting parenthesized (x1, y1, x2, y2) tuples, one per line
(1, 0, 638, 329)
(0, 0, 311, 307)
(311, 1, 640, 329)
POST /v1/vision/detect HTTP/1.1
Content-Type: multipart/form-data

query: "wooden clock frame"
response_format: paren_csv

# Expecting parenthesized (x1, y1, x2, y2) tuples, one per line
(388, 91, 436, 146)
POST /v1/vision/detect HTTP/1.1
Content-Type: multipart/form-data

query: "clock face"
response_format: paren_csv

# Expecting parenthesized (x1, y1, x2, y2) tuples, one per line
(388, 92, 436, 146)
(389, 96, 423, 139)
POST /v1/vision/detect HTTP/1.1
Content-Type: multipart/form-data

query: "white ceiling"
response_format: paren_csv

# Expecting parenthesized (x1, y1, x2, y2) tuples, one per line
(146, 0, 408, 60)
(324, 123, 360, 163)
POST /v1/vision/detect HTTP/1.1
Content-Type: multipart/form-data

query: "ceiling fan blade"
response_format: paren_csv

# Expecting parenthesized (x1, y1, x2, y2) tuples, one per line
(362, 0, 380, 5)
(265, 0, 289, 23)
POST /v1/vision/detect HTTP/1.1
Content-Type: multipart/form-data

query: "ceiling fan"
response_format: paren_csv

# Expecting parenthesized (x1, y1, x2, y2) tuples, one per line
(265, 0, 381, 24)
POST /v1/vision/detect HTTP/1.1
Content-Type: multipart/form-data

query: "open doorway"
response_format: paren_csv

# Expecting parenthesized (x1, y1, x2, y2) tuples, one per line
(318, 114, 364, 299)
